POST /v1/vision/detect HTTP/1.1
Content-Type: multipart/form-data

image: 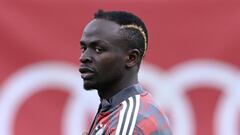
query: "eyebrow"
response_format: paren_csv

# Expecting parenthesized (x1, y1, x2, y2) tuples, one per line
(80, 41, 86, 46)
(80, 40, 108, 47)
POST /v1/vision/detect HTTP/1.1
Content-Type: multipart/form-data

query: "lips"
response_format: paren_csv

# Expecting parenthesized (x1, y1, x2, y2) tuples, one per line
(79, 67, 95, 79)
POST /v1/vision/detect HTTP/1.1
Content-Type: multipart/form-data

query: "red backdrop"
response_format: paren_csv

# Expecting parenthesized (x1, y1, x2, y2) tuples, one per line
(0, 0, 240, 135)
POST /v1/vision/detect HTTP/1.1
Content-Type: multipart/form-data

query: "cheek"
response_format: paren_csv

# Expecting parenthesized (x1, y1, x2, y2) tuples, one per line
(98, 55, 125, 74)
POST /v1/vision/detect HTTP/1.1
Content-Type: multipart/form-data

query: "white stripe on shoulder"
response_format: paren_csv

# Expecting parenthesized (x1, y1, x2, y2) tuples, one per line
(121, 97, 134, 135)
(128, 95, 140, 135)
(115, 100, 127, 135)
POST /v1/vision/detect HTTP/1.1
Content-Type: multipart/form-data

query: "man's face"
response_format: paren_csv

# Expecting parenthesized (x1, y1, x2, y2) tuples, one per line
(79, 19, 127, 90)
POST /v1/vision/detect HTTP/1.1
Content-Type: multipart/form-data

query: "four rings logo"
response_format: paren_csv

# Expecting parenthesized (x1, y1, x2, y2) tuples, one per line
(0, 60, 239, 135)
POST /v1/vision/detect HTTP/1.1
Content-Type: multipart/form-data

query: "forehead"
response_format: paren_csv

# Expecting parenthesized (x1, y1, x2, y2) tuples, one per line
(81, 19, 121, 43)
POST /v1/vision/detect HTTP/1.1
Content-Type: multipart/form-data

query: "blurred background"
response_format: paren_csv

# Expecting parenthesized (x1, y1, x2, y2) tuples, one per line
(0, 0, 240, 135)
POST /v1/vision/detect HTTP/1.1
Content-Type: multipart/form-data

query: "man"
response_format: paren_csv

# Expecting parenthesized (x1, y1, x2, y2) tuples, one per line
(79, 9, 172, 135)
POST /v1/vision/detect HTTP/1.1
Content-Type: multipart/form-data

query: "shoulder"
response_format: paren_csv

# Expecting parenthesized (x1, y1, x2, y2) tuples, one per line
(135, 91, 172, 135)
(105, 92, 172, 135)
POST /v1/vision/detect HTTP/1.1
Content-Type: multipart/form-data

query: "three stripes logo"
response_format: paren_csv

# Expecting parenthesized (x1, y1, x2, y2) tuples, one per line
(115, 95, 140, 135)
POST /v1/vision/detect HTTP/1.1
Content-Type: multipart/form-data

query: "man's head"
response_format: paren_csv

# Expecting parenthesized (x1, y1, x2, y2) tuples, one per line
(79, 10, 148, 91)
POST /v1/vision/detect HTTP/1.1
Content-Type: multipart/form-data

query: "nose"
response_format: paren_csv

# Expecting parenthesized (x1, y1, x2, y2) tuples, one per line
(80, 50, 92, 64)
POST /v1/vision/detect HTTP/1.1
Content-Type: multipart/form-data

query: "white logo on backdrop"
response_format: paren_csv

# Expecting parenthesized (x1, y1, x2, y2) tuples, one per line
(139, 60, 240, 135)
(0, 62, 98, 135)
(0, 60, 239, 135)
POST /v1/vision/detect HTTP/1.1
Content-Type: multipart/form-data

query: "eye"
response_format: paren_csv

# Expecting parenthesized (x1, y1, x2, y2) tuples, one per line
(81, 46, 86, 53)
(95, 47, 103, 53)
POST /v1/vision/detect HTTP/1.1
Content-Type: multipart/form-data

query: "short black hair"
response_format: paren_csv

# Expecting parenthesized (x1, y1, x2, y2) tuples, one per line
(94, 9, 148, 57)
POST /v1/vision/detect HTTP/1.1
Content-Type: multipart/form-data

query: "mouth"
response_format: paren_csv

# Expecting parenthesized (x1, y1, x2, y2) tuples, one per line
(81, 72, 94, 79)
(79, 67, 95, 79)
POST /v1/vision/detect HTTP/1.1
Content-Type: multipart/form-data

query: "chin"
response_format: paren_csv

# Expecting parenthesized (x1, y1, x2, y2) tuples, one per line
(83, 80, 97, 90)
(83, 85, 95, 90)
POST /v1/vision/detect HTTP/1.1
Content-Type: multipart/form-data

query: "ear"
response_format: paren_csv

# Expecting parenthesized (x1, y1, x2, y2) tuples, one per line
(125, 49, 141, 68)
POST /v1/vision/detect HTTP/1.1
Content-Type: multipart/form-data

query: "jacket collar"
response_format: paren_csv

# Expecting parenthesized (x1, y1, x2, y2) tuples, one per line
(99, 84, 144, 112)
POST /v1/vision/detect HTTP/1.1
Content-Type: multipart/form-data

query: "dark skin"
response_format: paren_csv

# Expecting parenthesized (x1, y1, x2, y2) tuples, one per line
(79, 19, 142, 100)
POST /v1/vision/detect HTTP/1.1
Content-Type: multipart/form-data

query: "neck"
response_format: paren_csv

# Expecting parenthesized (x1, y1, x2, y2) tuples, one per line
(97, 73, 138, 100)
